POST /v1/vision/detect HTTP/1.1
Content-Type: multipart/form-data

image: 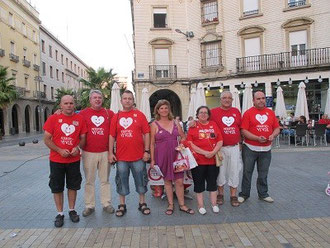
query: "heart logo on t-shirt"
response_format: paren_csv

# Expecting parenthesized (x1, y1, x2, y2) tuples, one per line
(61, 123, 75, 136)
(91, 115, 104, 127)
(222, 116, 234, 127)
(256, 114, 268, 125)
(119, 117, 133, 129)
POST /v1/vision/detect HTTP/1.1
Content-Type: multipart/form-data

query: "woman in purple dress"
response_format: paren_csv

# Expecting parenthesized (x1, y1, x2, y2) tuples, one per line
(150, 100, 194, 215)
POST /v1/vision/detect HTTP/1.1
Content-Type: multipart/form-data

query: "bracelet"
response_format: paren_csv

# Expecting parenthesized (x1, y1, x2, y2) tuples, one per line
(144, 150, 150, 154)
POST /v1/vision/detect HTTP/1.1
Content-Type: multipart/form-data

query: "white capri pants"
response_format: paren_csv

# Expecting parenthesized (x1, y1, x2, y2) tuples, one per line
(217, 144, 242, 188)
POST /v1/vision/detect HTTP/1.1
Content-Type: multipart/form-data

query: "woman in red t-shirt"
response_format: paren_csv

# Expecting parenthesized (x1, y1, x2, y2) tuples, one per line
(186, 106, 223, 215)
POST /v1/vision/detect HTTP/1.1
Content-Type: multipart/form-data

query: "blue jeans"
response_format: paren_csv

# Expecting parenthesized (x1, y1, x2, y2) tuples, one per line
(239, 145, 272, 199)
(115, 160, 148, 196)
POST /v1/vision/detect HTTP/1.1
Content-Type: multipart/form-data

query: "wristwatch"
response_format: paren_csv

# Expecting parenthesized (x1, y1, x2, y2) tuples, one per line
(144, 150, 150, 154)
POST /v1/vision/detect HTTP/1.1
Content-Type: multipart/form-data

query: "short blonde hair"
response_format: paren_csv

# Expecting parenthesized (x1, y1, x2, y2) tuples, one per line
(153, 99, 174, 121)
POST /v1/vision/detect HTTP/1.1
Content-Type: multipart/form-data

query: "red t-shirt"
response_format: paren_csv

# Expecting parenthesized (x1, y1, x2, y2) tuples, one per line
(186, 121, 223, 165)
(80, 108, 114, 152)
(318, 119, 330, 125)
(109, 109, 150, 161)
(43, 113, 87, 163)
(210, 107, 241, 146)
(241, 107, 279, 147)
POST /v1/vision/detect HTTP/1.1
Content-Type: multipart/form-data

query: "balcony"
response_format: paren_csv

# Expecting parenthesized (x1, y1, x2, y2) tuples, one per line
(236, 47, 330, 74)
(288, 0, 306, 8)
(34, 91, 46, 99)
(9, 53, 19, 63)
(149, 65, 177, 80)
(0, 49, 5, 57)
(23, 59, 31, 68)
(33, 64, 40, 71)
(16, 87, 26, 97)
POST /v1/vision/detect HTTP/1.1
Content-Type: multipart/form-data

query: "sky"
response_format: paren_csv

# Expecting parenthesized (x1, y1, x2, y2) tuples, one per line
(30, 0, 134, 84)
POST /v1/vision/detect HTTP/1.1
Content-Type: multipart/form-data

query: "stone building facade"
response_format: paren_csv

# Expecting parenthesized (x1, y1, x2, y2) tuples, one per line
(131, 0, 330, 120)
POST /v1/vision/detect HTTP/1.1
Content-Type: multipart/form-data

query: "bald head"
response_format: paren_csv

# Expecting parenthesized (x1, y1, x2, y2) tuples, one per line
(220, 91, 233, 110)
(253, 91, 266, 109)
(60, 95, 75, 116)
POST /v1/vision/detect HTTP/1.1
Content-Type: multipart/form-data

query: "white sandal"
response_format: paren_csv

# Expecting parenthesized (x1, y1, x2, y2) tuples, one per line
(212, 205, 219, 213)
(198, 207, 207, 215)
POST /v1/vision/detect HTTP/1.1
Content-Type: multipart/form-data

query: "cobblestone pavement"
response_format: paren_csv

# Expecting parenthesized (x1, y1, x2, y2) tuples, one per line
(0, 142, 329, 247)
(0, 217, 329, 247)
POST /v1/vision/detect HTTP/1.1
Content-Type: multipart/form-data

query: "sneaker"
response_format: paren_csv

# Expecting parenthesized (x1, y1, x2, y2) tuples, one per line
(238, 196, 246, 203)
(211, 205, 220, 213)
(69, 210, 80, 223)
(259, 196, 274, 203)
(103, 205, 115, 214)
(198, 207, 207, 215)
(54, 214, 64, 228)
(82, 208, 95, 217)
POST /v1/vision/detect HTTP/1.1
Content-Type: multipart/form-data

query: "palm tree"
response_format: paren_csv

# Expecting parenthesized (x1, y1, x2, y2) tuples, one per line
(79, 67, 117, 108)
(0, 66, 18, 109)
(54, 87, 77, 110)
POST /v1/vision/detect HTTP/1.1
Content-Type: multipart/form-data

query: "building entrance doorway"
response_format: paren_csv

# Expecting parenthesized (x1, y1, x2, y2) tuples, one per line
(149, 89, 182, 119)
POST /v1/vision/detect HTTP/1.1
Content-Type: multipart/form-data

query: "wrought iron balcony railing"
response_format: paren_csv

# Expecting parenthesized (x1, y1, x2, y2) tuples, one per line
(243, 9, 259, 16)
(236, 47, 330, 74)
(34, 91, 46, 99)
(23, 59, 31, 68)
(16, 86, 26, 97)
(149, 65, 177, 80)
(288, 0, 306, 8)
(33, 64, 40, 71)
(0, 49, 5, 57)
(9, 53, 19, 63)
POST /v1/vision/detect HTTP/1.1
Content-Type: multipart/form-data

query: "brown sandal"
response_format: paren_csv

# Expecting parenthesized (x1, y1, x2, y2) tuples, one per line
(217, 194, 224, 205)
(230, 196, 240, 207)
(165, 204, 174, 215)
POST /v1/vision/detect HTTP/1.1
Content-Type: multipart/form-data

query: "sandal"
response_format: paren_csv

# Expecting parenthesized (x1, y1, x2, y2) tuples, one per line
(165, 204, 174, 215)
(217, 194, 224, 205)
(115, 204, 127, 217)
(138, 203, 151, 215)
(230, 196, 240, 207)
(179, 205, 194, 215)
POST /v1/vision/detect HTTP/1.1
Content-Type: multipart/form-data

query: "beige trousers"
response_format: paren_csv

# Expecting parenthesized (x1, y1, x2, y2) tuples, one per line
(82, 151, 111, 208)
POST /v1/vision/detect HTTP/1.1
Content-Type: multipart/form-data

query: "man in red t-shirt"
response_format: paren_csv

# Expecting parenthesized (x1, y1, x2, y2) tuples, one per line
(318, 114, 330, 142)
(238, 91, 280, 204)
(80, 90, 115, 217)
(44, 95, 87, 228)
(210, 91, 242, 207)
(109, 90, 151, 216)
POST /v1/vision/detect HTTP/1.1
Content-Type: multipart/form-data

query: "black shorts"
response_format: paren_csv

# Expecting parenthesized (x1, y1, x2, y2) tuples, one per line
(49, 160, 82, 193)
(191, 165, 219, 193)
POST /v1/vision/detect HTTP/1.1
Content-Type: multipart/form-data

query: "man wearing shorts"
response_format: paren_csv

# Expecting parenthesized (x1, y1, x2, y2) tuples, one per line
(80, 90, 115, 217)
(44, 95, 87, 227)
(108, 90, 151, 216)
(211, 91, 242, 207)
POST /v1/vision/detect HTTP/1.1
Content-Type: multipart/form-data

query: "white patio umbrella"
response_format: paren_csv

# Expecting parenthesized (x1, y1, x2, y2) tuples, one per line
(187, 87, 196, 120)
(231, 87, 241, 112)
(275, 86, 287, 119)
(194, 83, 206, 111)
(324, 85, 330, 116)
(140, 88, 151, 122)
(242, 82, 253, 114)
(294, 82, 309, 120)
(110, 82, 122, 113)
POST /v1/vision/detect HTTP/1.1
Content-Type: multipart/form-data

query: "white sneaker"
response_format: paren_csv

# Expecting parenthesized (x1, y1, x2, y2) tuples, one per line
(260, 196, 274, 203)
(237, 197, 246, 203)
(211, 205, 219, 213)
(198, 207, 207, 215)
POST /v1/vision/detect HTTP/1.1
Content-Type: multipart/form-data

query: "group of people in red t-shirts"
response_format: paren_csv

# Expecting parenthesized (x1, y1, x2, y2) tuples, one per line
(43, 89, 281, 227)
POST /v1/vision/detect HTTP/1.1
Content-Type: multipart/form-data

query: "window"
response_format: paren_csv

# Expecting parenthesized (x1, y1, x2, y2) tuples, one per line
(10, 41, 15, 54)
(41, 40, 45, 53)
(70, 61, 72, 70)
(243, 37, 261, 71)
(33, 30, 36, 42)
(25, 76, 29, 90)
(288, 0, 306, 8)
(12, 72, 17, 86)
(49, 45, 52, 57)
(55, 50, 58, 61)
(154, 48, 170, 78)
(50, 66, 53, 78)
(23, 47, 27, 60)
(62, 72, 65, 82)
(56, 69, 59, 80)
(66, 58, 68, 67)
(44, 84, 47, 94)
(289, 30, 307, 66)
(61, 54, 64, 64)
(33, 54, 37, 64)
(9, 12, 13, 27)
(243, 0, 259, 16)
(78, 66, 80, 75)
(22, 22, 26, 36)
(42, 62, 46, 75)
(153, 8, 167, 28)
(201, 0, 218, 23)
(74, 64, 76, 73)
(201, 41, 222, 67)
(51, 87, 54, 100)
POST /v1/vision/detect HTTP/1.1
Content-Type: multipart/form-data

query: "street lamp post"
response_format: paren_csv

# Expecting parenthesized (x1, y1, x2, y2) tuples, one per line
(34, 74, 43, 133)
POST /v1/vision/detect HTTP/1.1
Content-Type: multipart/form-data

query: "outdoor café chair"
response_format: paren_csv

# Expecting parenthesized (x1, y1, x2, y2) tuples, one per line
(313, 124, 327, 146)
(294, 124, 308, 146)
